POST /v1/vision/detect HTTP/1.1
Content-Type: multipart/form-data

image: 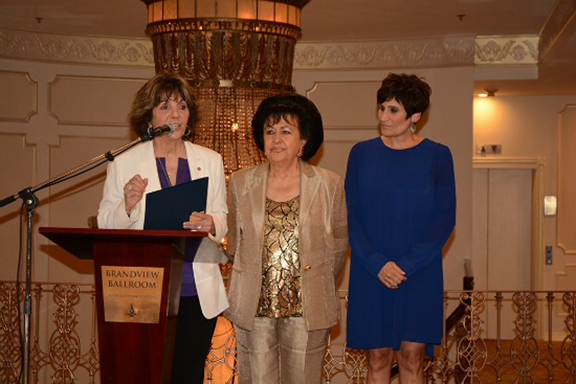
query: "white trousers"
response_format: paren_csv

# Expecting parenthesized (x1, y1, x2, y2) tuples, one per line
(234, 317, 329, 384)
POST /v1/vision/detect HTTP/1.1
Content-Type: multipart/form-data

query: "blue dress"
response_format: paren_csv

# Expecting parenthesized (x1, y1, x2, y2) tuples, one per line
(345, 137, 456, 356)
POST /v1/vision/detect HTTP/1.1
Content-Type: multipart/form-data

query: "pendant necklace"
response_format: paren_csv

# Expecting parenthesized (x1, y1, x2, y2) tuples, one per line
(158, 158, 173, 187)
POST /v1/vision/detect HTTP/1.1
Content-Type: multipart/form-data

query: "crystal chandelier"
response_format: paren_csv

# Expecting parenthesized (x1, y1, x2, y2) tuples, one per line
(141, 0, 311, 178)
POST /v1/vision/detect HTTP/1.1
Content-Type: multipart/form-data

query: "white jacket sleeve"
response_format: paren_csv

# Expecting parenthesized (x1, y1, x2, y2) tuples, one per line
(206, 152, 228, 246)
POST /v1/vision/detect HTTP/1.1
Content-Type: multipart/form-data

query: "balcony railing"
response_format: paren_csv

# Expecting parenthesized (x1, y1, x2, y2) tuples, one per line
(1, 281, 574, 383)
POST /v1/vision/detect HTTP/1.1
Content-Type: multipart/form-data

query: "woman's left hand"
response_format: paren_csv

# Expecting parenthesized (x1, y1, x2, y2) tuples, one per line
(184, 211, 216, 236)
(378, 261, 407, 289)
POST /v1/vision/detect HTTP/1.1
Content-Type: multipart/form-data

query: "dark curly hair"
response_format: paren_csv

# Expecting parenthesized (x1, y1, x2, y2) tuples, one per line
(128, 73, 198, 138)
(377, 73, 432, 119)
(251, 93, 324, 161)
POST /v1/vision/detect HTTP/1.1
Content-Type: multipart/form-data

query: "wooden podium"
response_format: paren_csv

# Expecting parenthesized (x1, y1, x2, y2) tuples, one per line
(39, 227, 207, 384)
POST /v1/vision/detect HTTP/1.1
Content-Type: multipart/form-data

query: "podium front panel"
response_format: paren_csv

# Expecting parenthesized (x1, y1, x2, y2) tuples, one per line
(39, 228, 206, 384)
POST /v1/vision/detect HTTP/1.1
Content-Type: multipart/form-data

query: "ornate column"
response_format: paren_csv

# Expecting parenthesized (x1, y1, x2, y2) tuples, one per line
(141, 0, 310, 177)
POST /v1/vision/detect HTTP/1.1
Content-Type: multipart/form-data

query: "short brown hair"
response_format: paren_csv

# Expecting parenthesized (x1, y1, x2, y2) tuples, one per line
(377, 73, 431, 119)
(128, 73, 198, 138)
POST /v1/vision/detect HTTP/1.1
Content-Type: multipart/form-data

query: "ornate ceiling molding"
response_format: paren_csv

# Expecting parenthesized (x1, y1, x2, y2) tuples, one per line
(475, 35, 539, 66)
(0, 28, 154, 68)
(293, 35, 476, 70)
(0, 28, 541, 71)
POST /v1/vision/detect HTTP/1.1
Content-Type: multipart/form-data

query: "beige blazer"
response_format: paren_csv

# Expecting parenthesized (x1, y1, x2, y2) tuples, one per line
(224, 160, 348, 331)
(97, 140, 229, 319)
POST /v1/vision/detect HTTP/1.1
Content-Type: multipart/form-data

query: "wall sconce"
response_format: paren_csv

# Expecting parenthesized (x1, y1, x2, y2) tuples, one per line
(478, 88, 498, 97)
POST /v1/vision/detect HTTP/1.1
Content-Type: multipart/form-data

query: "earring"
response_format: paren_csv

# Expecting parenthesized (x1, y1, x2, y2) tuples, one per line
(297, 146, 304, 158)
(182, 126, 191, 139)
(410, 121, 416, 134)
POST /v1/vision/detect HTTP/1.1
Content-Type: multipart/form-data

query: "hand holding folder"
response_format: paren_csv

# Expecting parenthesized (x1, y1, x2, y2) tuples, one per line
(144, 177, 208, 231)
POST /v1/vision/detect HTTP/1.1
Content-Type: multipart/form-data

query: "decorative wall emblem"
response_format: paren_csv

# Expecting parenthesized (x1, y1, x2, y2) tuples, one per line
(475, 36, 539, 66)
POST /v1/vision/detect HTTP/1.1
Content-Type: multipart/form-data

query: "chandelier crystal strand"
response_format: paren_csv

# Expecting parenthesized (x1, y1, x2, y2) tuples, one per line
(141, 0, 310, 177)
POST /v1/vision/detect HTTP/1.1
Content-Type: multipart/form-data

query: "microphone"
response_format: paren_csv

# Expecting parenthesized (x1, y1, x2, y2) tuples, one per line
(148, 123, 177, 138)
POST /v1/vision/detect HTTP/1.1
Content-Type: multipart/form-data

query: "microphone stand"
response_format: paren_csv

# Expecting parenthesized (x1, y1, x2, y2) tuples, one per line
(0, 130, 157, 384)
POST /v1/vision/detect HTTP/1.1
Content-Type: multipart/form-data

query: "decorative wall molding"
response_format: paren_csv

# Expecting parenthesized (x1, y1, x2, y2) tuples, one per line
(0, 28, 543, 71)
(0, 28, 476, 70)
(472, 156, 545, 169)
(0, 70, 38, 122)
(0, 28, 154, 68)
(48, 75, 146, 126)
(475, 35, 539, 66)
(294, 35, 476, 70)
(557, 104, 576, 254)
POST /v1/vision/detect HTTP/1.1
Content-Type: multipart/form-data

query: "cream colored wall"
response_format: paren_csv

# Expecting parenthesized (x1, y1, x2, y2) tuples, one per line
(473, 95, 576, 294)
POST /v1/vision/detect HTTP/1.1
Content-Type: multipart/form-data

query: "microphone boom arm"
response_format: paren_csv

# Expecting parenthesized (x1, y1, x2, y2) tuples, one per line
(0, 132, 153, 207)
(0, 130, 159, 383)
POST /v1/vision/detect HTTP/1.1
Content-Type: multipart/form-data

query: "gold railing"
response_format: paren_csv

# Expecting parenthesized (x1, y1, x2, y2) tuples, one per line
(426, 290, 576, 383)
(1, 282, 575, 383)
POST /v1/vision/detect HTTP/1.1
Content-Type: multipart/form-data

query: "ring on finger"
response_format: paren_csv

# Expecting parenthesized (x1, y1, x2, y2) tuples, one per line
(390, 284, 397, 289)
(127, 184, 133, 191)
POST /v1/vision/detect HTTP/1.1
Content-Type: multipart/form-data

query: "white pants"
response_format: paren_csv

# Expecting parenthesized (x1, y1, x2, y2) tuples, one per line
(234, 317, 330, 384)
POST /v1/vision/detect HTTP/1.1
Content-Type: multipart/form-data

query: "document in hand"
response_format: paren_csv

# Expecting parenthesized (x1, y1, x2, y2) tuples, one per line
(143, 177, 208, 230)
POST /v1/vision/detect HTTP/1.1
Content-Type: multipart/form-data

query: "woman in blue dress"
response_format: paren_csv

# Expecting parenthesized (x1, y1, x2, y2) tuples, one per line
(345, 73, 456, 383)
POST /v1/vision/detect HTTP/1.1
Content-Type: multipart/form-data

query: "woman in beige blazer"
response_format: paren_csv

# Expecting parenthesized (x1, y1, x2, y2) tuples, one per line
(225, 94, 348, 384)
(97, 74, 228, 384)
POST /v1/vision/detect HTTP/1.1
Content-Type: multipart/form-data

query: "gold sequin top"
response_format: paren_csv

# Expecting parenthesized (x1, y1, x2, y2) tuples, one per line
(256, 196, 303, 318)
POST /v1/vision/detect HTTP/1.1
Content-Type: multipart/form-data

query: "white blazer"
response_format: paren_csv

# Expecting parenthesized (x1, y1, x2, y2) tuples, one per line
(97, 140, 229, 319)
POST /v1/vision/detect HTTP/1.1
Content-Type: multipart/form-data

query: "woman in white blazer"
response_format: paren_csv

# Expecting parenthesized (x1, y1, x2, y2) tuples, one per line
(97, 74, 228, 384)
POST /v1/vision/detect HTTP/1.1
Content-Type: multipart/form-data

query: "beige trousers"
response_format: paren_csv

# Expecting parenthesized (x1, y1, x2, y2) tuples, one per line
(234, 317, 329, 384)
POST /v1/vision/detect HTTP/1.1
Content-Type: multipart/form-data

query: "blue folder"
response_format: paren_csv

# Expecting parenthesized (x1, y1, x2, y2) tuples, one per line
(143, 177, 208, 231)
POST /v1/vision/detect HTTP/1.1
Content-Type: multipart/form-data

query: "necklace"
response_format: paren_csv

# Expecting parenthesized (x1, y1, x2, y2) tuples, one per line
(158, 157, 173, 187)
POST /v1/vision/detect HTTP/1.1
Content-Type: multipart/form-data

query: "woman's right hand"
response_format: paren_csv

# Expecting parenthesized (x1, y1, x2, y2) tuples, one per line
(124, 174, 148, 214)
(378, 261, 407, 289)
